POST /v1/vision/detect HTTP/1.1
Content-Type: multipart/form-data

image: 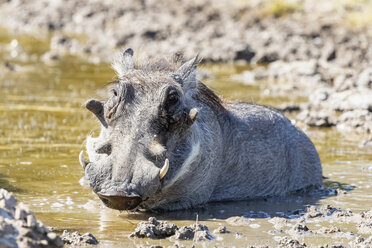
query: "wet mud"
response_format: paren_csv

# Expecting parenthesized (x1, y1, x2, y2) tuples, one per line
(130, 217, 215, 241)
(127, 203, 372, 247)
(61, 230, 99, 246)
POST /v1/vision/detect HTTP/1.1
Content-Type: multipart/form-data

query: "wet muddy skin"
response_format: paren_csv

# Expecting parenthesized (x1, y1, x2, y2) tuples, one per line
(0, 32, 371, 247)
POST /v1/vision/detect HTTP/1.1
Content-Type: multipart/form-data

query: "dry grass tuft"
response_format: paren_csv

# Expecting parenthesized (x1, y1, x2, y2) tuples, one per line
(260, 0, 303, 18)
(345, 2, 372, 27)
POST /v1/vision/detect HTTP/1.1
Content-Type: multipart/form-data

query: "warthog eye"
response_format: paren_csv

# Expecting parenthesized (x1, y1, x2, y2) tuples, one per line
(159, 87, 183, 127)
(167, 91, 179, 105)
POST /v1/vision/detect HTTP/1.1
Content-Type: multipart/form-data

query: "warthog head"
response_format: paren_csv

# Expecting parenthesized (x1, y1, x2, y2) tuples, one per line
(80, 49, 224, 211)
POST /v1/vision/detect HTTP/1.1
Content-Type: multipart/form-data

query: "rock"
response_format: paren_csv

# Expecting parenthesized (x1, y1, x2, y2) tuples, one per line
(14, 203, 29, 221)
(50, 35, 72, 52)
(291, 224, 309, 233)
(232, 70, 257, 85)
(234, 44, 256, 62)
(350, 236, 372, 248)
(2, 62, 16, 72)
(61, 230, 99, 246)
(213, 225, 229, 234)
(361, 137, 372, 147)
(0, 189, 17, 212)
(172, 225, 194, 240)
(277, 103, 301, 113)
(41, 51, 61, 63)
(252, 67, 269, 80)
(335, 189, 347, 196)
(268, 217, 288, 230)
(357, 68, 372, 89)
(266, 60, 320, 81)
(129, 217, 177, 239)
(333, 73, 354, 91)
(173, 224, 215, 241)
(50, 34, 82, 55)
(226, 216, 254, 226)
(321, 42, 336, 62)
(277, 236, 307, 248)
(296, 87, 372, 132)
(297, 109, 336, 127)
(356, 209, 372, 234)
(0, 188, 63, 248)
(325, 90, 372, 112)
(302, 205, 343, 220)
(0, 220, 18, 248)
(235, 232, 244, 239)
(129, 217, 215, 241)
(255, 50, 279, 64)
(336, 110, 372, 133)
(308, 89, 330, 105)
(317, 226, 341, 234)
(319, 245, 345, 248)
(193, 226, 215, 241)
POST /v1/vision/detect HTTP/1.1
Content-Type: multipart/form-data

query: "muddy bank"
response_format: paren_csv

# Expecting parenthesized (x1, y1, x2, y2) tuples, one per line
(239, 59, 372, 133)
(61, 230, 99, 246)
(1, 0, 372, 133)
(1, 0, 258, 63)
(0, 0, 370, 64)
(0, 188, 101, 247)
(268, 205, 372, 248)
(129, 204, 372, 247)
(0, 188, 63, 248)
(130, 217, 215, 241)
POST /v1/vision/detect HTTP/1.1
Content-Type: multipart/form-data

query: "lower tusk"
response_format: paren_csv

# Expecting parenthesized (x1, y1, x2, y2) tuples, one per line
(159, 158, 169, 180)
(79, 151, 90, 169)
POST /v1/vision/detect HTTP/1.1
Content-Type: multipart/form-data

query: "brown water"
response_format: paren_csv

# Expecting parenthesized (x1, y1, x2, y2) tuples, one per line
(0, 31, 371, 247)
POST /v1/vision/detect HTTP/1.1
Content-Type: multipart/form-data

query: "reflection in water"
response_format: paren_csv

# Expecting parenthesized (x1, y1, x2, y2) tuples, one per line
(0, 34, 371, 247)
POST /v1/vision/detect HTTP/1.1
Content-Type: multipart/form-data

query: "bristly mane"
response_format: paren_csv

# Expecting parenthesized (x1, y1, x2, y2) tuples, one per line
(112, 52, 184, 76)
(112, 53, 226, 113)
(139, 57, 179, 73)
(195, 82, 225, 114)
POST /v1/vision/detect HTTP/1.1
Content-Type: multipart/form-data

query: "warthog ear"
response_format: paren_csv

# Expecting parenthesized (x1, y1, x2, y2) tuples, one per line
(112, 48, 134, 78)
(175, 55, 200, 91)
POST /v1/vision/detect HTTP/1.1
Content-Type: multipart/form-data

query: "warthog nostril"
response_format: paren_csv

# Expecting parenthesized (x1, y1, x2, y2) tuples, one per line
(97, 193, 142, 210)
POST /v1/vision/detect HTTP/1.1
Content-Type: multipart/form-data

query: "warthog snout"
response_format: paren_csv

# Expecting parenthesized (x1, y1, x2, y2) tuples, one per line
(97, 193, 142, 210)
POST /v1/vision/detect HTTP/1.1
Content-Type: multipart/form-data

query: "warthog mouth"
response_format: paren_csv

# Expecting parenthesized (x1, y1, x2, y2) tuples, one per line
(97, 193, 142, 210)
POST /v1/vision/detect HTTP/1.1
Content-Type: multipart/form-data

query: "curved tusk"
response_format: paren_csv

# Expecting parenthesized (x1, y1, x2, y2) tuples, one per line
(189, 108, 198, 122)
(159, 158, 169, 180)
(79, 151, 90, 169)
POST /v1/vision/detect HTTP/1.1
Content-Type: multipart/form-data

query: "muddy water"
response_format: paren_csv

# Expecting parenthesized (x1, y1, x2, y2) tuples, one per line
(0, 33, 371, 247)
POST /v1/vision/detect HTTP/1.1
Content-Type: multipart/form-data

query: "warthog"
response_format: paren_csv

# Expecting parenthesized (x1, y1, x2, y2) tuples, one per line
(79, 48, 322, 211)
